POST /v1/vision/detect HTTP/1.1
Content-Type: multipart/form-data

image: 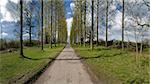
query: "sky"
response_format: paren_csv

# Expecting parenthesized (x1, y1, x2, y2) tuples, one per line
(0, 0, 74, 39)
(64, 0, 73, 37)
(0, 0, 149, 42)
(0, 0, 18, 22)
(0, 0, 19, 39)
(0, 0, 39, 39)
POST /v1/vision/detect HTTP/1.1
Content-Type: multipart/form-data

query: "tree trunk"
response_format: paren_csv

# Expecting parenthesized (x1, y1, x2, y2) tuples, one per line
(77, 15, 79, 44)
(54, 8, 57, 47)
(20, 0, 24, 57)
(45, 13, 48, 45)
(80, 4, 83, 45)
(105, 0, 108, 47)
(41, 0, 44, 50)
(38, 12, 41, 46)
(50, 0, 53, 48)
(56, 8, 58, 46)
(140, 31, 144, 54)
(29, 15, 32, 45)
(91, 0, 94, 50)
(84, 0, 86, 47)
(136, 42, 138, 62)
(122, 0, 125, 50)
(97, 0, 99, 45)
(140, 41, 143, 53)
(29, 26, 32, 45)
(57, 7, 59, 46)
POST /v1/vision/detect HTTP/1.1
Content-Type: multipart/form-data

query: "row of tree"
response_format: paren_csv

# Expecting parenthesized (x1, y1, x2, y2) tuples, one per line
(19, 0, 67, 57)
(70, 0, 150, 54)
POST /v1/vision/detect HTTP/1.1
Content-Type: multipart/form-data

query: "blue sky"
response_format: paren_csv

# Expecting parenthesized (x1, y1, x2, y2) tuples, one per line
(64, 0, 73, 19)
(64, 0, 73, 37)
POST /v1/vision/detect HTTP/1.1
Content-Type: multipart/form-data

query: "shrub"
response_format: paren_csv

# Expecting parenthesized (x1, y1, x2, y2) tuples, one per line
(23, 40, 40, 47)
(0, 39, 7, 50)
(0, 39, 20, 51)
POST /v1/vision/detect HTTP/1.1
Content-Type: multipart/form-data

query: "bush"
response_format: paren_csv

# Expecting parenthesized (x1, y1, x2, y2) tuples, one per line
(8, 40, 20, 48)
(0, 39, 20, 51)
(0, 39, 7, 50)
(23, 40, 40, 47)
(0, 39, 40, 51)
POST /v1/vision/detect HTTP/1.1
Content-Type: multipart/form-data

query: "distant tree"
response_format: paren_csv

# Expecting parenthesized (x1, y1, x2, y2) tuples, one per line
(126, 0, 150, 57)
(55, 0, 67, 44)
(43, 0, 49, 44)
(24, 8, 34, 46)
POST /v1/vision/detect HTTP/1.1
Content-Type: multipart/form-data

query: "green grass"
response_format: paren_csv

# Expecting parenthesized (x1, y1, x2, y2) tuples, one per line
(73, 45, 150, 84)
(0, 44, 65, 84)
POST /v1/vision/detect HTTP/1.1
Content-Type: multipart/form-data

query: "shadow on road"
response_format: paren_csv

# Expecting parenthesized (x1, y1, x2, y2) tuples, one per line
(22, 44, 123, 61)
(22, 50, 123, 61)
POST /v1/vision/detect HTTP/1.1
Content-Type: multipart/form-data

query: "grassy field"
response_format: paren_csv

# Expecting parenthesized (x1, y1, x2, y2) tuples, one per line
(73, 45, 149, 84)
(0, 44, 65, 84)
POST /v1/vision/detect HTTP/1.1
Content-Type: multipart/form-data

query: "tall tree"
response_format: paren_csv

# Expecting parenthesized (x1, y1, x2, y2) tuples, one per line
(84, 0, 86, 46)
(105, 0, 108, 47)
(29, 14, 32, 45)
(91, 0, 94, 50)
(97, 0, 99, 45)
(122, 0, 125, 50)
(124, 0, 150, 61)
(54, 1, 57, 47)
(80, 1, 83, 45)
(20, 0, 24, 57)
(50, 0, 53, 48)
(41, 0, 44, 50)
(44, 1, 49, 44)
(24, 8, 33, 46)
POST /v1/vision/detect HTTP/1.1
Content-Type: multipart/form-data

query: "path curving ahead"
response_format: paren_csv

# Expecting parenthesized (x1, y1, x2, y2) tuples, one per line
(34, 45, 94, 84)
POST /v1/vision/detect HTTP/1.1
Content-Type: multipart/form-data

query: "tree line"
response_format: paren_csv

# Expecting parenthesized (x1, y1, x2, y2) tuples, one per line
(19, 0, 67, 57)
(70, 0, 149, 56)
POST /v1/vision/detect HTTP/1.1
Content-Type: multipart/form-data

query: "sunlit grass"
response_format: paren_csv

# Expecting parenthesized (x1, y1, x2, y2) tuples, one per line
(73, 45, 150, 84)
(0, 44, 64, 84)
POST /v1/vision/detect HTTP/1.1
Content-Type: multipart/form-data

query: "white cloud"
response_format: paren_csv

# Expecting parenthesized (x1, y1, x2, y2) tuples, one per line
(0, 32, 8, 38)
(2, 32, 8, 36)
(67, 12, 71, 15)
(66, 17, 73, 36)
(10, 0, 19, 4)
(110, 4, 116, 10)
(66, 17, 73, 43)
(70, 2, 75, 10)
(0, 0, 8, 20)
(23, 33, 33, 37)
(114, 11, 122, 27)
(0, 0, 19, 22)
(0, 0, 8, 6)
(1, 11, 14, 22)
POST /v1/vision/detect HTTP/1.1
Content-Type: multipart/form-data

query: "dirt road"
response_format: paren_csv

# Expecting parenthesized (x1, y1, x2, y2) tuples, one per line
(34, 45, 94, 84)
